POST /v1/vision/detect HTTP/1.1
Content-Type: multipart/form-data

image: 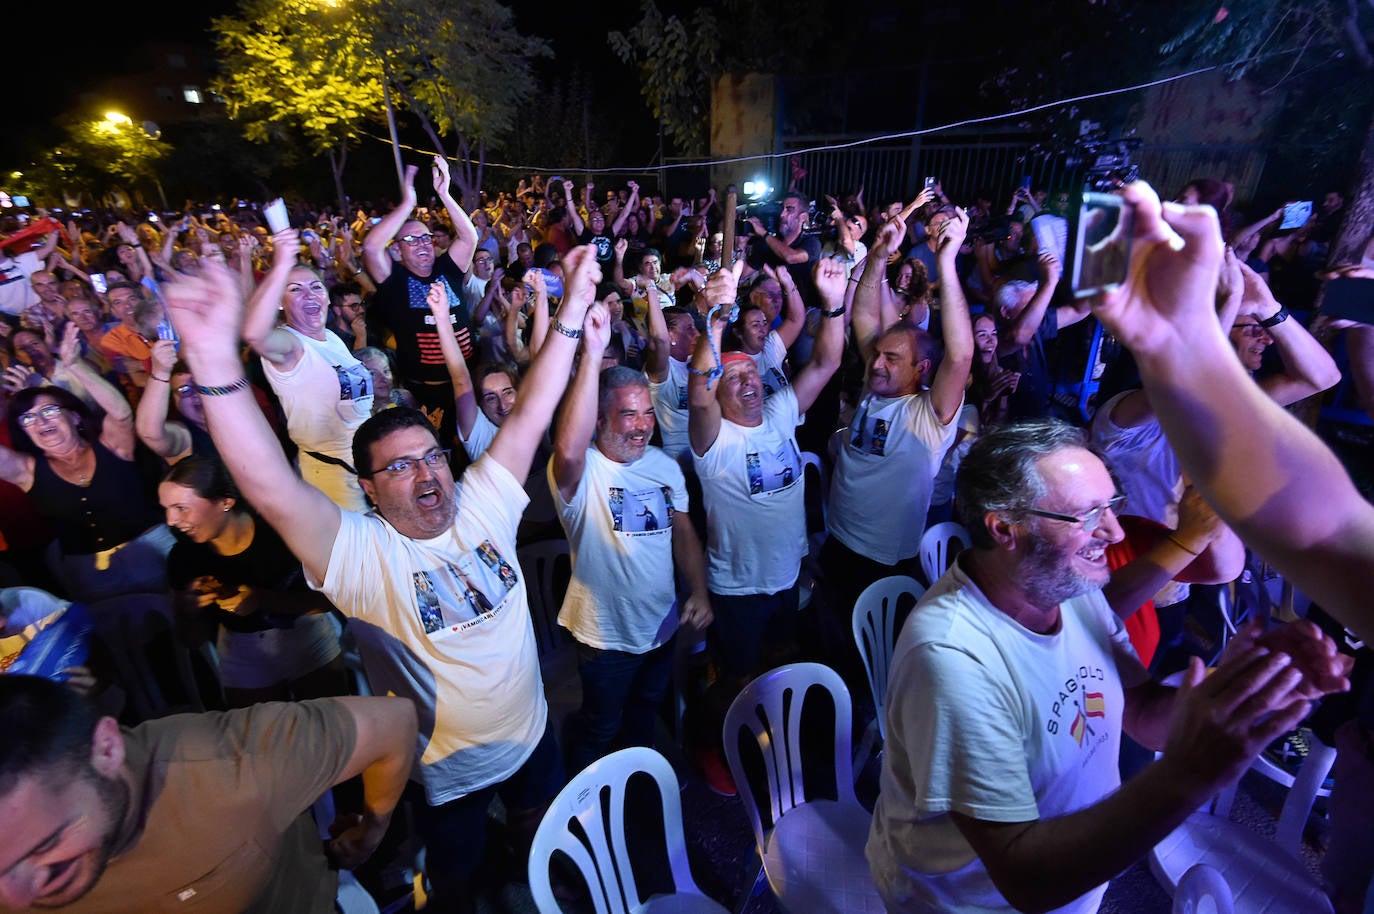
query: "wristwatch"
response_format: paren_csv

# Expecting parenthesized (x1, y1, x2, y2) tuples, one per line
(1259, 306, 1290, 329)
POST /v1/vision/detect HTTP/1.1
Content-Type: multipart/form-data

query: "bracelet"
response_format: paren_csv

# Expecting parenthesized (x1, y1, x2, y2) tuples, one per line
(858, 281, 879, 290)
(150, 374, 171, 383)
(132, 243, 143, 249)
(1165, 533, 1201, 556)
(1259, 306, 1290, 329)
(822, 305, 846, 319)
(687, 364, 723, 379)
(194, 377, 251, 397)
(551, 317, 582, 340)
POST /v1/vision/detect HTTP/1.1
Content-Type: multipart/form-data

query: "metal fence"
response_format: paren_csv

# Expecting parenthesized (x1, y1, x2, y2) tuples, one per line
(773, 134, 1269, 209)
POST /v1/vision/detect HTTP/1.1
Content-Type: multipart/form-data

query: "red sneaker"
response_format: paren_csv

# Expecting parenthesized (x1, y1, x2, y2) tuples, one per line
(693, 746, 737, 797)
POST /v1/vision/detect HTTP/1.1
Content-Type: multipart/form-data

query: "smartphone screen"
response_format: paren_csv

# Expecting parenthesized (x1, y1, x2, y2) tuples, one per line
(1071, 192, 1133, 299)
(90, 273, 108, 295)
(1279, 201, 1313, 231)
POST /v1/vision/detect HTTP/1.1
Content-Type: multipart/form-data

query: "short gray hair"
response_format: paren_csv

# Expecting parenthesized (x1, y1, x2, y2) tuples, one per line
(598, 366, 650, 417)
(955, 419, 1088, 549)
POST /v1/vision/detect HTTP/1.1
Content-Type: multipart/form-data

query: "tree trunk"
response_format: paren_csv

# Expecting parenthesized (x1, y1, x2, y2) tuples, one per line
(453, 134, 475, 210)
(1326, 109, 1374, 270)
(328, 141, 350, 216)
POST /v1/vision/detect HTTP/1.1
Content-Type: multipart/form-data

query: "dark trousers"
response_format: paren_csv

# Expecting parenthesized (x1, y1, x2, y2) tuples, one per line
(812, 537, 920, 691)
(412, 720, 565, 912)
(565, 638, 675, 775)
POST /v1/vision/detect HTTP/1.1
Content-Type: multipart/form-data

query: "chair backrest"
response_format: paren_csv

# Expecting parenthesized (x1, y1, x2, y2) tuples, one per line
(851, 575, 925, 743)
(528, 746, 708, 914)
(799, 450, 829, 534)
(517, 539, 572, 657)
(919, 521, 969, 587)
(1273, 731, 1337, 855)
(1172, 863, 1234, 914)
(723, 662, 858, 853)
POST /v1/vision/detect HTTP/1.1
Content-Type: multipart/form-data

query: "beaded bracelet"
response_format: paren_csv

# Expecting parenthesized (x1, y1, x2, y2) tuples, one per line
(551, 317, 582, 340)
(194, 377, 251, 397)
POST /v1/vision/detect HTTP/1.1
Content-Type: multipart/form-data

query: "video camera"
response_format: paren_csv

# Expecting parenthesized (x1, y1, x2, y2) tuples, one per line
(1066, 130, 1142, 192)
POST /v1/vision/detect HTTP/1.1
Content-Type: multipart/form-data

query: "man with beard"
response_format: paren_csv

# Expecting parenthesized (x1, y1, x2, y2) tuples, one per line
(160, 246, 603, 912)
(0, 675, 415, 913)
(362, 156, 479, 444)
(744, 191, 820, 301)
(866, 419, 1352, 914)
(549, 321, 711, 772)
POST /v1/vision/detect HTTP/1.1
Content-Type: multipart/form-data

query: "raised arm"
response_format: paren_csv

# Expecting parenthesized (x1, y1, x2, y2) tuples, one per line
(1091, 181, 1374, 645)
(768, 265, 808, 350)
(564, 180, 585, 235)
(486, 246, 601, 483)
(688, 263, 743, 456)
(56, 324, 136, 461)
(424, 282, 478, 440)
(362, 164, 420, 284)
(789, 258, 847, 414)
(1234, 261, 1341, 405)
(241, 230, 305, 369)
(998, 250, 1062, 355)
(852, 217, 905, 363)
(551, 309, 613, 502)
(611, 182, 639, 236)
(642, 283, 671, 383)
(163, 261, 342, 584)
(928, 208, 974, 424)
(136, 339, 194, 461)
(525, 270, 551, 360)
(433, 155, 477, 272)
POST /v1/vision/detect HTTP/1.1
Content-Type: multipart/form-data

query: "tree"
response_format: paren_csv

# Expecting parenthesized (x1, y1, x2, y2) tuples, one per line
(363, 0, 551, 205)
(608, 0, 824, 159)
(212, 0, 388, 213)
(1164, 1, 1374, 266)
(62, 113, 171, 209)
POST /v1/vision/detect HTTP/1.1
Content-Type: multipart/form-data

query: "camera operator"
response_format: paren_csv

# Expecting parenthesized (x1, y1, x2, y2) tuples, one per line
(744, 192, 820, 303)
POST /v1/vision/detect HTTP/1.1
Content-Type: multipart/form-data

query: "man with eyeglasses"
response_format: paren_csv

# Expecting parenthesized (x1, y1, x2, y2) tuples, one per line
(162, 244, 604, 913)
(363, 156, 480, 445)
(867, 418, 1350, 914)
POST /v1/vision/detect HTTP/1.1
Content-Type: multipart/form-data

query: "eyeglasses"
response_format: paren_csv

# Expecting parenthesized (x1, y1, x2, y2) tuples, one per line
(1023, 493, 1126, 533)
(1232, 322, 1271, 338)
(398, 234, 434, 247)
(174, 384, 199, 399)
(18, 405, 64, 427)
(368, 448, 451, 479)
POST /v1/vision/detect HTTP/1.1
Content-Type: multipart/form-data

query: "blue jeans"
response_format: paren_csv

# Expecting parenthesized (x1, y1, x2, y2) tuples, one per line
(566, 638, 675, 774)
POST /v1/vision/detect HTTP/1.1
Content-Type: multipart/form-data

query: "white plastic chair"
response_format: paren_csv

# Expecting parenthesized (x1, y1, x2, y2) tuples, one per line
(336, 870, 381, 914)
(1172, 863, 1234, 914)
(850, 575, 925, 771)
(722, 662, 884, 914)
(1149, 730, 1336, 913)
(918, 521, 969, 587)
(528, 746, 728, 914)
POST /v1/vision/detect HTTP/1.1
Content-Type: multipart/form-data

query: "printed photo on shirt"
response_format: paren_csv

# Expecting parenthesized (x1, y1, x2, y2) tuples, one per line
(761, 366, 789, 398)
(333, 362, 373, 402)
(746, 442, 799, 497)
(848, 409, 890, 456)
(609, 485, 673, 534)
(410, 544, 517, 635)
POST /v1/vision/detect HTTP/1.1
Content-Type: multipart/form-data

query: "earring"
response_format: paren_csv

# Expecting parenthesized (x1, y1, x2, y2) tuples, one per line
(223, 506, 230, 512)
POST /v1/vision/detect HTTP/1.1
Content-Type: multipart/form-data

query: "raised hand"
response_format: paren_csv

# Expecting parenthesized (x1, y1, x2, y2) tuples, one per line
(560, 245, 603, 314)
(583, 299, 612, 353)
(425, 282, 449, 321)
(57, 322, 82, 367)
(1, 364, 39, 393)
(162, 260, 251, 374)
(431, 155, 451, 195)
(938, 207, 969, 255)
(813, 257, 847, 306)
(150, 339, 178, 377)
(704, 257, 744, 308)
(401, 164, 420, 207)
(1090, 181, 1225, 360)
(271, 230, 302, 267)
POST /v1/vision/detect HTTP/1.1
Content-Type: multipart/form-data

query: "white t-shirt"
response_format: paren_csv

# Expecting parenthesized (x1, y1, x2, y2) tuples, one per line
(1089, 391, 1182, 527)
(315, 455, 544, 805)
(751, 329, 791, 400)
(0, 251, 42, 316)
(552, 445, 686, 653)
(828, 390, 960, 564)
(648, 357, 691, 460)
(459, 409, 499, 462)
(693, 386, 806, 595)
(262, 327, 374, 513)
(459, 273, 488, 316)
(867, 558, 1148, 914)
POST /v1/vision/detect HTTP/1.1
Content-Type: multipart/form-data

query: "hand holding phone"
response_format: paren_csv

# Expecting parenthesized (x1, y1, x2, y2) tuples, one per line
(1279, 201, 1313, 231)
(1071, 192, 1133, 299)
